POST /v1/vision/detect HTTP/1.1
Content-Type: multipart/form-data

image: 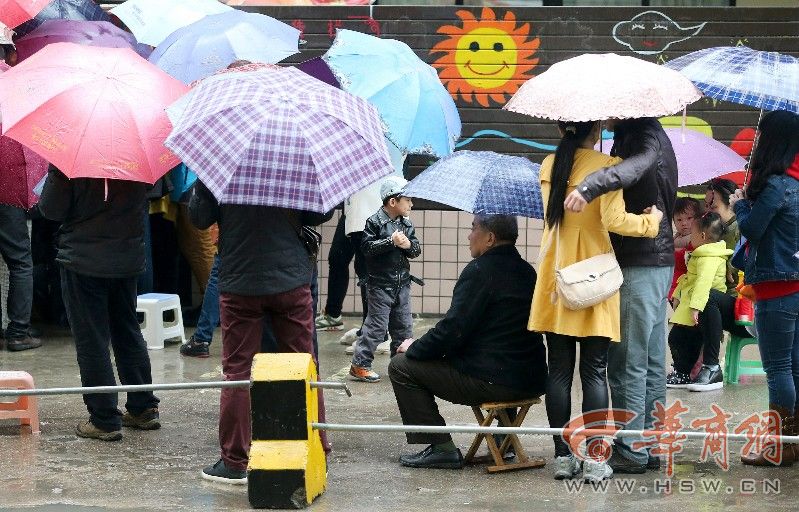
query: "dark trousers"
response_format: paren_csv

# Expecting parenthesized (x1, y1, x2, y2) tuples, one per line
(669, 289, 749, 373)
(388, 353, 531, 445)
(0, 205, 33, 338)
(218, 285, 327, 471)
(324, 215, 367, 319)
(545, 334, 610, 457)
(61, 268, 159, 431)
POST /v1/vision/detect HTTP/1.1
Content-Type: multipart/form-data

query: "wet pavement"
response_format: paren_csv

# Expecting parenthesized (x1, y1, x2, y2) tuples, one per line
(0, 318, 795, 511)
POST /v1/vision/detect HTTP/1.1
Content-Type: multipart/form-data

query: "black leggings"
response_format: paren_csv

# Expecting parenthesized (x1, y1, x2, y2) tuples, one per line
(545, 334, 610, 457)
(669, 289, 750, 373)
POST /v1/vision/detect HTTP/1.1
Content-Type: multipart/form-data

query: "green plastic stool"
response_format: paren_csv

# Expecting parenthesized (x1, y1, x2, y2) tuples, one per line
(723, 335, 766, 384)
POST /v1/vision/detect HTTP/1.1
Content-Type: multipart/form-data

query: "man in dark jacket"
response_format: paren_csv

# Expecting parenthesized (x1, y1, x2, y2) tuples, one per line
(38, 167, 160, 442)
(189, 180, 331, 484)
(564, 117, 677, 473)
(388, 214, 547, 469)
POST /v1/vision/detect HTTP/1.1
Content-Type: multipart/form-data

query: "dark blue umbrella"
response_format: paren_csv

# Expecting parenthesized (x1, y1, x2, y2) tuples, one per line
(14, 0, 110, 37)
(403, 150, 544, 219)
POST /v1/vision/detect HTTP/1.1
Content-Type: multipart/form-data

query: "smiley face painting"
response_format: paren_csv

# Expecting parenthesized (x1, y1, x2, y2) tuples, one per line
(431, 8, 539, 107)
(613, 11, 706, 55)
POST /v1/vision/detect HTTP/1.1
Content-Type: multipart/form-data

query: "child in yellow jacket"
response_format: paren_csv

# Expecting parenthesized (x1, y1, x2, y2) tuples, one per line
(667, 212, 748, 391)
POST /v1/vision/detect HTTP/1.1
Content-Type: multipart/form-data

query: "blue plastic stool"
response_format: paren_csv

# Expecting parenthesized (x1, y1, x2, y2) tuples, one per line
(723, 335, 766, 384)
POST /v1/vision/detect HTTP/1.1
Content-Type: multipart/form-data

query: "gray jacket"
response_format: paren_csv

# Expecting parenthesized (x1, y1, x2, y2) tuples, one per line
(188, 181, 330, 296)
(576, 118, 677, 267)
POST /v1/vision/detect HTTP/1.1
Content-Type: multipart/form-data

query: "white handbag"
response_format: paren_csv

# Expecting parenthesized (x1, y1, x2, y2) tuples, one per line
(547, 225, 624, 311)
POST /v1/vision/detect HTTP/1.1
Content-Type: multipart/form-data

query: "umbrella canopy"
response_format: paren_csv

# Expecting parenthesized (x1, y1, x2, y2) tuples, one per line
(16, 20, 150, 61)
(595, 128, 746, 187)
(403, 150, 544, 219)
(0, 60, 48, 209)
(323, 29, 461, 158)
(0, 0, 50, 29)
(296, 57, 340, 89)
(0, 134, 49, 209)
(149, 10, 299, 85)
(664, 46, 799, 114)
(110, 0, 232, 47)
(165, 65, 394, 212)
(504, 53, 702, 122)
(0, 43, 189, 183)
(14, 0, 110, 37)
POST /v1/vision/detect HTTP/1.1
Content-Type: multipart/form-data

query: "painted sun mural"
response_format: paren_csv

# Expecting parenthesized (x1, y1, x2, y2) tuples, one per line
(430, 8, 540, 108)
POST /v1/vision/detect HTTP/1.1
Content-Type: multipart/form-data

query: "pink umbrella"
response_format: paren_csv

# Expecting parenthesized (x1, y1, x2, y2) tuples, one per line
(595, 128, 746, 186)
(505, 53, 702, 122)
(0, 0, 50, 28)
(0, 43, 189, 183)
(15, 20, 152, 61)
(0, 61, 48, 209)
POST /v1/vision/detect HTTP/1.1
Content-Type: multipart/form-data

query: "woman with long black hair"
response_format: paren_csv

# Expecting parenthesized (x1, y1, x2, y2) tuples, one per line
(529, 120, 662, 482)
(731, 110, 799, 467)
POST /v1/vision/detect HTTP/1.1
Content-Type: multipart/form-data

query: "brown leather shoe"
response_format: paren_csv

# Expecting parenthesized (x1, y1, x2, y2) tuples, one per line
(6, 336, 42, 352)
(741, 404, 795, 467)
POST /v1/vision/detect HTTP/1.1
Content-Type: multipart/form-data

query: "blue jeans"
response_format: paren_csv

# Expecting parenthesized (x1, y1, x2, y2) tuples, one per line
(193, 253, 220, 343)
(607, 266, 672, 465)
(755, 292, 799, 411)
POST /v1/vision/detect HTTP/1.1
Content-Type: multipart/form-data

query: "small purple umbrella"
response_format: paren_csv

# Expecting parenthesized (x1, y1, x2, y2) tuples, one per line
(295, 57, 340, 89)
(165, 65, 393, 213)
(596, 128, 746, 186)
(15, 20, 151, 61)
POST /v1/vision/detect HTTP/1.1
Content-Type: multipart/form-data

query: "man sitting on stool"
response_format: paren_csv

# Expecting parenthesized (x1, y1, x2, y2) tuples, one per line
(389, 214, 547, 469)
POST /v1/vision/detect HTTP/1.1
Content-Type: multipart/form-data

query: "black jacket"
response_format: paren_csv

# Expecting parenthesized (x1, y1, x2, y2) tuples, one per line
(576, 118, 677, 267)
(361, 208, 421, 289)
(405, 244, 547, 393)
(189, 181, 330, 296)
(38, 167, 146, 278)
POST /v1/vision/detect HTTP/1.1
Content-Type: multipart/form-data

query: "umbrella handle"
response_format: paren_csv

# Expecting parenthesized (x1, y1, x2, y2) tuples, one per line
(743, 107, 764, 188)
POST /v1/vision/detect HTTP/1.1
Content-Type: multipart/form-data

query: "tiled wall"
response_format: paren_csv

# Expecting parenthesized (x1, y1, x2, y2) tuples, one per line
(316, 210, 545, 316)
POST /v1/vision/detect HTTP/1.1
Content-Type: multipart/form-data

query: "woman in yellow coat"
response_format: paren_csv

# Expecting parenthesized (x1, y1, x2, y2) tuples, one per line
(528, 120, 662, 483)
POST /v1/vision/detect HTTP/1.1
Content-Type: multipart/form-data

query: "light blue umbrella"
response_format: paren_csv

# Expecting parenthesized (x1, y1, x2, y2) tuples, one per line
(323, 29, 461, 158)
(665, 46, 799, 113)
(149, 11, 300, 84)
(403, 151, 544, 219)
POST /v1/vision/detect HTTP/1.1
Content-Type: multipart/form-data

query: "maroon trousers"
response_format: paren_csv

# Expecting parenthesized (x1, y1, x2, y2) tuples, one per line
(219, 285, 328, 471)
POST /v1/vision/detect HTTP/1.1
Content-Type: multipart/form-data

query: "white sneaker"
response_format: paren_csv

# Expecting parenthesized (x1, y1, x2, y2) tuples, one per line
(553, 455, 581, 480)
(339, 327, 360, 345)
(582, 459, 613, 483)
(376, 341, 390, 355)
(345, 341, 356, 355)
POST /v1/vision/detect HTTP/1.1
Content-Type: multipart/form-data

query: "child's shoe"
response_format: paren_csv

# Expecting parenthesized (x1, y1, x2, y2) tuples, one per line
(553, 454, 581, 480)
(666, 370, 693, 389)
(349, 365, 380, 383)
(687, 365, 723, 391)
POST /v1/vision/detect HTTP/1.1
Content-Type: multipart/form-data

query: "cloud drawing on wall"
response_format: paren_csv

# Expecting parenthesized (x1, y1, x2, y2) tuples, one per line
(613, 11, 706, 55)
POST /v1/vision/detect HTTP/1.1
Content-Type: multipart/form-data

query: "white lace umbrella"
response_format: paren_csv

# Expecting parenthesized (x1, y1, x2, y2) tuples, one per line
(504, 53, 702, 122)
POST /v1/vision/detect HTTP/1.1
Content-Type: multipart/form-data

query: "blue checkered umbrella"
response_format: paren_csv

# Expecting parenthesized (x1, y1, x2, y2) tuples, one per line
(665, 46, 799, 113)
(14, 0, 110, 37)
(403, 151, 544, 219)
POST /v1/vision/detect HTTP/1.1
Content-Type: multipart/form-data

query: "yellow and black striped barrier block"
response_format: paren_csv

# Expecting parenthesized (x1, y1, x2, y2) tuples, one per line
(249, 353, 326, 509)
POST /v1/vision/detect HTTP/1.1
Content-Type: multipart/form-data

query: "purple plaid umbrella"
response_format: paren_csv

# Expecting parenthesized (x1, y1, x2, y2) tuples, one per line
(165, 65, 394, 213)
(16, 20, 150, 61)
(595, 128, 746, 186)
